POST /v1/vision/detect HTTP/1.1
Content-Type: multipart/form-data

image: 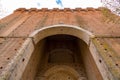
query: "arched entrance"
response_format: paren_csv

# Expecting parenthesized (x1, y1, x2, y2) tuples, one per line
(35, 35, 88, 80)
(20, 25, 103, 80)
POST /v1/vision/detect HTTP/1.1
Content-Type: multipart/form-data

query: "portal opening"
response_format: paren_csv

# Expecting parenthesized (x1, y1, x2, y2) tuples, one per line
(21, 34, 103, 80)
(46, 35, 77, 64)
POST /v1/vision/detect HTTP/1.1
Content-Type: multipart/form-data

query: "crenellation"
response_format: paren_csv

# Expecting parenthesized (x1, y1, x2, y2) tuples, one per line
(14, 8, 27, 12)
(41, 8, 49, 12)
(29, 8, 38, 12)
(86, 7, 95, 11)
(74, 8, 82, 11)
(64, 8, 71, 11)
(52, 8, 59, 11)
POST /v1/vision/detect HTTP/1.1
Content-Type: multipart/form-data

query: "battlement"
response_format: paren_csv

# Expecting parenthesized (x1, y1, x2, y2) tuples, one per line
(14, 7, 110, 12)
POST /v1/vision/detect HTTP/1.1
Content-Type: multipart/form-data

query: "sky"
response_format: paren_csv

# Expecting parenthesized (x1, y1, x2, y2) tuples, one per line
(0, 0, 103, 18)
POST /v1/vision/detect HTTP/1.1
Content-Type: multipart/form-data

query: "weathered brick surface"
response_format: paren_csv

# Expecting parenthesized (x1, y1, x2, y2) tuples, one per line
(0, 8, 120, 80)
(0, 8, 120, 37)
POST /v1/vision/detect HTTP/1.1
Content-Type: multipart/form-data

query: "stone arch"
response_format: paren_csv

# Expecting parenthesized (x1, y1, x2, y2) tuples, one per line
(20, 24, 103, 80)
(29, 24, 94, 45)
(27, 25, 96, 79)
(6, 24, 102, 80)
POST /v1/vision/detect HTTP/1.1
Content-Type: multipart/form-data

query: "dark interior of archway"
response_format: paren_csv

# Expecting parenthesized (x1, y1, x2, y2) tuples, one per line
(21, 34, 103, 80)
(46, 35, 79, 63)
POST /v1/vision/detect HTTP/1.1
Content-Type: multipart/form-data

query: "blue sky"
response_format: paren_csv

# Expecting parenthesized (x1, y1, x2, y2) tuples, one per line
(0, 0, 102, 18)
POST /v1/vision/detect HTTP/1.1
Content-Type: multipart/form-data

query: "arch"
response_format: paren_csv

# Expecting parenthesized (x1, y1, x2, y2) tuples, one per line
(29, 24, 94, 45)
(8, 25, 103, 80)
